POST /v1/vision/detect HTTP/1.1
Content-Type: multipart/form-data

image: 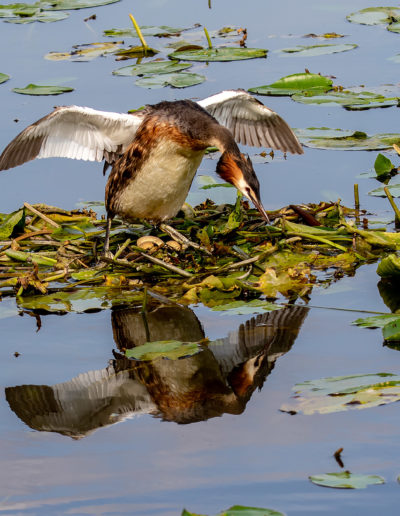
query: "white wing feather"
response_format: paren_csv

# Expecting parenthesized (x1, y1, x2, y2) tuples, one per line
(0, 106, 144, 171)
(198, 90, 303, 154)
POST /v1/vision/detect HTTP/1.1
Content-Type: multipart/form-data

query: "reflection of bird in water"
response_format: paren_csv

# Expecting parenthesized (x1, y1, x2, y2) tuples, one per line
(5, 304, 308, 437)
(0, 90, 303, 253)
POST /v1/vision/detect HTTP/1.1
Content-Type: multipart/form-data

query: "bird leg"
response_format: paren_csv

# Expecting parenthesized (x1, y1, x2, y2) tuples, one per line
(160, 223, 212, 256)
(102, 215, 114, 259)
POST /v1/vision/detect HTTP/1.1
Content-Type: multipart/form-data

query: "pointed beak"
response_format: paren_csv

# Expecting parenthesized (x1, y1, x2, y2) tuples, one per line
(246, 190, 270, 224)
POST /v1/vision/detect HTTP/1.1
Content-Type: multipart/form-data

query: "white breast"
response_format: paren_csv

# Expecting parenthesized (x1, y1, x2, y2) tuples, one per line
(114, 138, 206, 222)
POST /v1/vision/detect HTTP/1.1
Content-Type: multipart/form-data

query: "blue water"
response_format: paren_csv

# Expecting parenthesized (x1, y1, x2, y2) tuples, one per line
(0, 0, 400, 514)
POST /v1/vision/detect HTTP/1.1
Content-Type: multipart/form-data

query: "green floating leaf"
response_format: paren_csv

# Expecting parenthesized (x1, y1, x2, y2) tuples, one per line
(248, 72, 333, 96)
(168, 47, 267, 62)
(211, 299, 282, 315)
(292, 90, 399, 110)
(296, 127, 400, 151)
(135, 71, 205, 89)
(46, 41, 122, 62)
(281, 373, 400, 415)
(125, 340, 203, 361)
(0, 73, 9, 84)
(369, 183, 400, 197)
(309, 472, 384, 489)
(113, 60, 191, 76)
(104, 25, 184, 37)
(0, 208, 25, 239)
(220, 506, 285, 516)
(374, 153, 396, 177)
(352, 313, 400, 329)
(12, 84, 73, 96)
(182, 506, 284, 516)
(347, 7, 400, 26)
(279, 43, 357, 57)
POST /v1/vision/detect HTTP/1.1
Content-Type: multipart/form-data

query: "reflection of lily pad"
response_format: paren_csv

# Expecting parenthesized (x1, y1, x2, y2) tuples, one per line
(249, 72, 333, 96)
(309, 472, 384, 489)
(296, 127, 400, 150)
(45, 41, 122, 61)
(347, 7, 400, 26)
(104, 25, 184, 37)
(279, 43, 357, 57)
(292, 90, 399, 110)
(125, 340, 203, 361)
(0, 73, 9, 84)
(113, 60, 191, 76)
(18, 286, 143, 313)
(12, 84, 74, 96)
(211, 299, 282, 315)
(168, 47, 267, 62)
(135, 72, 205, 89)
(281, 373, 400, 415)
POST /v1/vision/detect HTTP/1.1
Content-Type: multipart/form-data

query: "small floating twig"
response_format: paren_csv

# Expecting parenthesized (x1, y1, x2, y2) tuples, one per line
(24, 202, 60, 228)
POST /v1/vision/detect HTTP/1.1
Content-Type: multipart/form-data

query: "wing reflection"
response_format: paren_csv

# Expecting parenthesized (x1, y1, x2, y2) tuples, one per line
(5, 305, 308, 438)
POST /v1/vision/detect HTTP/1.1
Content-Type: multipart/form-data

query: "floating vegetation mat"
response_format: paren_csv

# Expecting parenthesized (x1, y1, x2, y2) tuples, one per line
(0, 197, 398, 314)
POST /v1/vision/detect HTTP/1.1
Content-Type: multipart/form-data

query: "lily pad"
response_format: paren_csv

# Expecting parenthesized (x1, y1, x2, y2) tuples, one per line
(0, 73, 9, 84)
(125, 340, 203, 361)
(279, 43, 357, 57)
(48, 0, 120, 10)
(211, 299, 282, 315)
(347, 7, 400, 26)
(219, 507, 285, 516)
(45, 41, 122, 62)
(249, 72, 333, 96)
(281, 373, 400, 415)
(309, 472, 384, 489)
(168, 47, 267, 62)
(5, 9, 69, 23)
(183, 507, 284, 516)
(135, 71, 205, 89)
(104, 25, 184, 37)
(296, 128, 400, 150)
(113, 60, 191, 76)
(369, 183, 400, 197)
(352, 313, 400, 328)
(387, 21, 400, 33)
(292, 90, 399, 110)
(12, 84, 73, 95)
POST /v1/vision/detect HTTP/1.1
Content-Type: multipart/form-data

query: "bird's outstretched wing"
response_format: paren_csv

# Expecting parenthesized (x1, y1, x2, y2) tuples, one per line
(0, 106, 145, 171)
(198, 90, 303, 154)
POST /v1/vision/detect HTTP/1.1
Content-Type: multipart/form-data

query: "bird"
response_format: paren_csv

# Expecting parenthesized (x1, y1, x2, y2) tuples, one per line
(0, 89, 303, 255)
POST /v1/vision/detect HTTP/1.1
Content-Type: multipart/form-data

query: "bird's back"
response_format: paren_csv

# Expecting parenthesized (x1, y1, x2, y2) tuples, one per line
(105, 100, 219, 222)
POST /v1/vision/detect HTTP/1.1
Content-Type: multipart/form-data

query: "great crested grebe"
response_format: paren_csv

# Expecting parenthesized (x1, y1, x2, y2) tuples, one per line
(0, 89, 303, 254)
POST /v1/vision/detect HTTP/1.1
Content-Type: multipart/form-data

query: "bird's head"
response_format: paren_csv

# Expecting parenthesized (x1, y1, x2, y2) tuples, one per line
(216, 151, 270, 223)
